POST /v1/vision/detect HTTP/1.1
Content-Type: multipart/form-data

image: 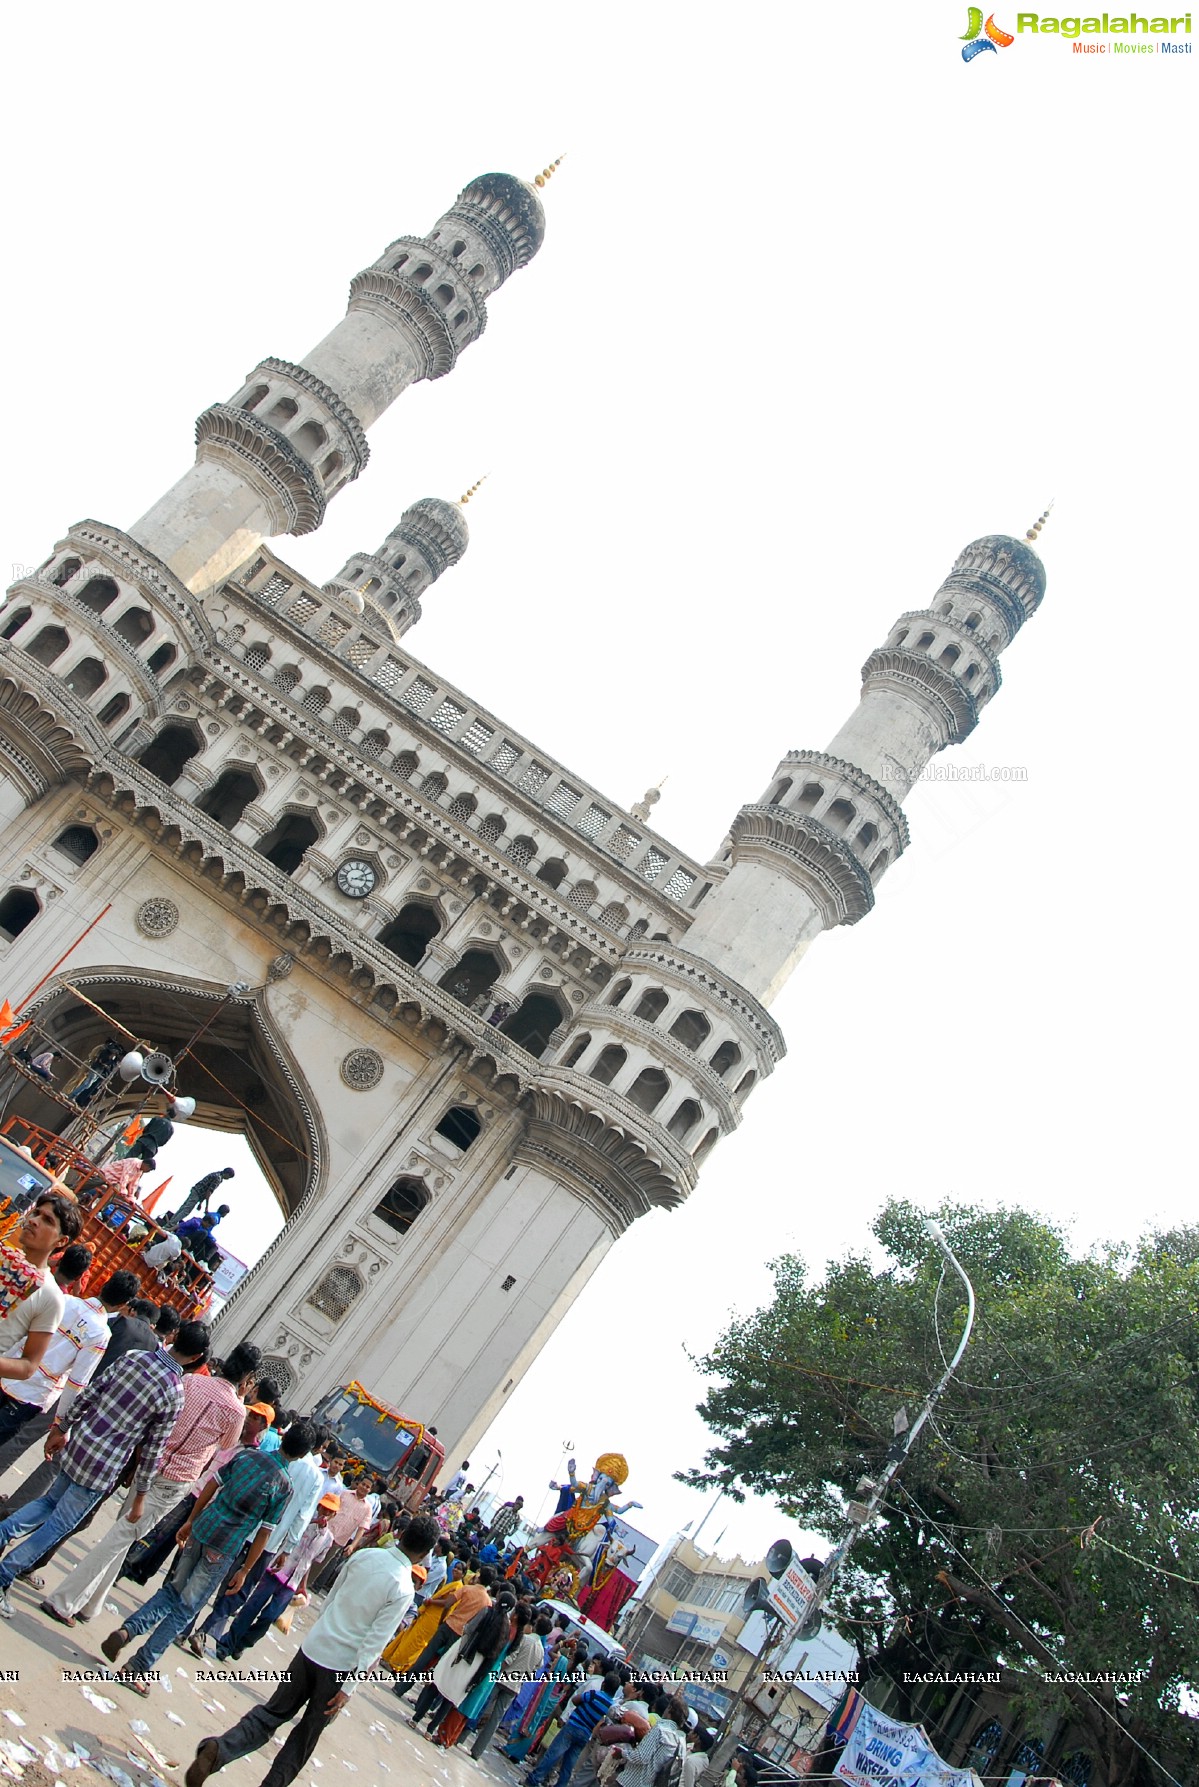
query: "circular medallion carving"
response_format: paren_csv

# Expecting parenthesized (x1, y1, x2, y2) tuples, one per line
(340, 1047, 384, 1091)
(136, 897, 180, 939)
(539, 967, 554, 980)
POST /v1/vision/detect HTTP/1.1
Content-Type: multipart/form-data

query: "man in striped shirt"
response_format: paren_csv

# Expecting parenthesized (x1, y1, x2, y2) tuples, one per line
(0, 1321, 207, 1618)
(43, 1319, 246, 1625)
(528, 1669, 621, 1787)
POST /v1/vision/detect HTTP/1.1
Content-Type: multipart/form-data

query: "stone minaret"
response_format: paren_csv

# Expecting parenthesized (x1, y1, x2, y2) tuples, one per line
(320, 493, 474, 639)
(130, 175, 545, 594)
(683, 526, 1050, 1005)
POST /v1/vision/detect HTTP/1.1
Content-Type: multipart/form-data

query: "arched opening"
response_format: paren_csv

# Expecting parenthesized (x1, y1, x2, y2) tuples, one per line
(694, 1126, 719, 1165)
(632, 987, 668, 1023)
(393, 751, 419, 782)
(372, 1177, 430, 1238)
(78, 576, 119, 613)
(257, 812, 321, 876)
(294, 420, 327, 455)
(870, 848, 890, 879)
(244, 641, 271, 671)
(734, 1070, 757, 1100)
(137, 723, 200, 787)
(0, 606, 31, 640)
(268, 396, 299, 425)
(710, 1040, 741, 1078)
(562, 1033, 591, 1069)
(500, 993, 565, 1059)
(964, 611, 982, 632)
(52, 825, 99, 866)
(438, 949, 503, 1007)
(537, 859, 567, 890)
(52, 557, 82, 587)
(361, 728, 389, 759)
(147, 642, 177, 676)
(627, 1068, 670, 1114)
(589, 1045, 627, 1087)
(113, 607, 154, 648)
(916, 631, 935, 649)
(568, 880, 597, 911)
(507, 835, 536, 867)
(320, 451, 343, 483)
(301, 686, 330, 714)
(242, 384, 269, 411)
(197, 767, 259, 830)
(797, 782, 824, 812)
(421, 771, 447, 801)
(434, 1106, 481, 1151)
(446, 792, 477, 823)
(607, 978, 632, 1007)
(826, 798, 855, 833)
(25, 625, 70, 665)
(856, 822, 878, 850)
(0, 888, 40, 941)
(939, 643, 961, 668)
(476, 813, 505, 844)
(98, 693, 131, 728)
(768, 777, 793, 805)
(601, 902, 629, 929)
(668, 1009, 711, 1051)
(64, 657, 106, 698)
(378, 903, 440, 968)
(667, 1098, 703, 1141)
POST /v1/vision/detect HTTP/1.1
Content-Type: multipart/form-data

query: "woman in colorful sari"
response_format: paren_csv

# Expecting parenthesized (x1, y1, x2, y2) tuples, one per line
(431, 1592, 519, 1747)
(381, 1576, 461, 1673)
(502, 1636, 581, 1762)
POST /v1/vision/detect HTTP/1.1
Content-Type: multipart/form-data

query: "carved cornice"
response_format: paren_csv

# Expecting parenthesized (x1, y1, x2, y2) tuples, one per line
(859, 647, 980, 744)
(886, 612, 1006, 679)
(729, 805, 875, 929)
(615, 943, 786, 1065)
(195, 406, 326, 536)
(782, 750, 911, 849)
(0, 661, 111, 789)
(571, 1006, 740, 1123)
(346, 270, 460, 382)
(254, 358, 369, 477)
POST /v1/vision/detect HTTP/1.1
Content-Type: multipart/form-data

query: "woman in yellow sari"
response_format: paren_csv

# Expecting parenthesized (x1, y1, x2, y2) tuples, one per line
(382, 1578, 462, 1673)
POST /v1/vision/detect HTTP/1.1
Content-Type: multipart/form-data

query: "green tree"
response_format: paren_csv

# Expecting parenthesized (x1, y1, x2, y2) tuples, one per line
(681, 1202, 1199, 1787)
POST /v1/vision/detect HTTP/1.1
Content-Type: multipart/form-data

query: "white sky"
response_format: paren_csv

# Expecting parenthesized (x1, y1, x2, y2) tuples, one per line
(3, 4, 1193, 1570)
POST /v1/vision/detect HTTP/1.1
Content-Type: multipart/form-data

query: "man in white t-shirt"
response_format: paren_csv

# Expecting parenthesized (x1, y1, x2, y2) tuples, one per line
(0, 1195, 83, 1442)
(0, 1241, 104, 1458)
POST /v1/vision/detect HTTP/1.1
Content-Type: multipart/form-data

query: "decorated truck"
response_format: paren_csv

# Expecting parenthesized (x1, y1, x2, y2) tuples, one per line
(310, 1380, 445, 1510)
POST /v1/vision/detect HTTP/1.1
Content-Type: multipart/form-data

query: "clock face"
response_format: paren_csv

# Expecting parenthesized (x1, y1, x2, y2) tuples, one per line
(336, 857, 377, 899)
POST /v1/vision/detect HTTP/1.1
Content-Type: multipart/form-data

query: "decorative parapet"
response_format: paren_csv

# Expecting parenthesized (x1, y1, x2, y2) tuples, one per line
(617, 942, 787, 1067)
(255, 358, 370, 478)
(346, 270, 461, 382)
(195, 406, 326, 535)
(859, 646, 980, 745)
(61, 521, 213, 646)
(729, 805, 875, 929)
(781, 750, 911, 851)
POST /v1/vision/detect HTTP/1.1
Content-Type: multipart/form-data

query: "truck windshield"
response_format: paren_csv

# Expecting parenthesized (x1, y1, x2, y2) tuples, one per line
(325, 1400, 416, 1475)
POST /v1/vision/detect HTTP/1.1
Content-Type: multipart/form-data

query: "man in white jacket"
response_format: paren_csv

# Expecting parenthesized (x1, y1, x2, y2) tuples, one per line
(184, 1512, 439, 1787)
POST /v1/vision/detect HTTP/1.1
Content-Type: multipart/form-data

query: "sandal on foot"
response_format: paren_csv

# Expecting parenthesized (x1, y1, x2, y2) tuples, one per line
(101, 1627, 130, 1663)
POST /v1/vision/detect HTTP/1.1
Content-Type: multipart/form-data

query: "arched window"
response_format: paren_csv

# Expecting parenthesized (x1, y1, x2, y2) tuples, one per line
(667, 1098, 703, 1141)
(307, 1266, 362, 1322)
(826, 798, 855, 833)
(394, 751, 419, 782)
(433, 283, 455, 307)
(301, 686, 330, 714)
(964, 1721, 1003, 1770)
(476, 813, 506, 844)
(268, 396, 299, 425)
(632, 988, 668, 1024)
(1059, 1752, 1094, 1787)
(507, 835, 536, 868)
(500, 993, 565, 1059)
(607, 978, 631, 1007)
(769, 777, 793, 805)
(963, 663, 979, 683)
(137, 724, 200, 787)
(320, 451, 343, 483)
(98, 693, 131, 728)
(25, 625, 70, 665)
(373, 1177, 430, 1238)
(892, 628, 908, 647)
(939, 644, 961, 667)
(568, 880, 597, 912)
(64, 657, 106, 698)
(78, 576, 119, 613)
(114, 607, 154, 648)
(856, 822, 878, 850)
(434, 1105, 481, 1150)
(361, 728, 390, 759)
(916, 631, 935, 649)
(242, 383, 269, 411)
(964, 611, 982, 632)
(562, 1033, 591, 1069)
(870, 848, 890, 879)
(332, 706, 360, 737)
(537, 858, 568, 890)
(694, 1126, 719, 1165)
(391, 553, 407, 571)
(412, 264, 433, 284)
(244, 641, 271, 671)
(669, 1010, 711, 1051)
(628, 919, 648, 940)
(0, 606, 31, 640)
(940, 600, 954, 616)
(710, 1040, 742, 1078)
(628, 1068, 670, 1114)
(601, 901, 629, 929)
(0, 888, 40, 942)
(257, 812, 320, 876)
(197, 767, 259, 830)
(438, 949, 503, 1007)
(421, 771, 448, 801)
(52, 556, 82, 587)
(589, 1045, 627, 1086)
(797, 782, 824, 812)
(391, 254, 409, 272)
(447, 792, 477, 823)
(378, 903, 440, 967)
(734, 1070, 757, 1100)
(147, 642, 177, 676)
(276, 665, 301, 693)
(294, 420, 327, 455)
(52, 825, 99, 866)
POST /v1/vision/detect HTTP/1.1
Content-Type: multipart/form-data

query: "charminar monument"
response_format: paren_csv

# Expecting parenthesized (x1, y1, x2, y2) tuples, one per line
(0, 165, 1049, 1451)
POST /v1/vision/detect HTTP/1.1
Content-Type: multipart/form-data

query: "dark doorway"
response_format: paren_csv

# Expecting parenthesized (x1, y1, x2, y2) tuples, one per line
(257, 813, 320, 876)
(378, 904, 440, 967)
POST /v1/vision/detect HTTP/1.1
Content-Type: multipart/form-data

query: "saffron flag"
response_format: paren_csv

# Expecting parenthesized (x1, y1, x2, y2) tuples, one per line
(1, 1021, 31, 1044)
(0, 1001, 14, 1029)
(122, 1115, 144, 1145)
(141, 1176, 172, 1215)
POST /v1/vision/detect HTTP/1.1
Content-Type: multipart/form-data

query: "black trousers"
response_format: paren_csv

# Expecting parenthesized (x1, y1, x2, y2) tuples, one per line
(212, 1645, 345, 1787)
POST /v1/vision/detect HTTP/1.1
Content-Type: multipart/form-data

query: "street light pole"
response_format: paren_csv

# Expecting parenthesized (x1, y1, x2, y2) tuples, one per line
(794, 1218, 976, 1640)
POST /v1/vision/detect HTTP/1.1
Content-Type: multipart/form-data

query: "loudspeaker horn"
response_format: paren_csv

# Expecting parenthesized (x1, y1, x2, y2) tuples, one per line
(140, 1051, 174, 1086)
(765, 1538, 794, 1579)
(740, 1577, 776, 1618)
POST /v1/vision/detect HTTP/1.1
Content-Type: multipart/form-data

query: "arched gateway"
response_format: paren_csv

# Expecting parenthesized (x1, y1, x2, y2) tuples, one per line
(0, 162, 1048, 1454)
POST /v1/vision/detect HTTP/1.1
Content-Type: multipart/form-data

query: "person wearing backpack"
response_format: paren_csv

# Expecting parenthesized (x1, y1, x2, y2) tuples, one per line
(614, 1694, 689, 1787)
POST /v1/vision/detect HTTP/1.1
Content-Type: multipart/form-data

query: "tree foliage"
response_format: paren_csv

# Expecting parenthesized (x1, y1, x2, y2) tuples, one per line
(681, 1201, 1199, 1787)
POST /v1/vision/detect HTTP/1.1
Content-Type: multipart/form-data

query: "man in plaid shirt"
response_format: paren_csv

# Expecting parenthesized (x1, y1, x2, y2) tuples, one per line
(104, 1423, 290, 1689)
(0, 1321, 208, 1618)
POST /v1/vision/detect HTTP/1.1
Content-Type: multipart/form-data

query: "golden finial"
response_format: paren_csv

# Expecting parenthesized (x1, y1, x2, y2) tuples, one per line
(458, 476, 487, 507)
(1025, 499, 1054, 544)
(533, 156, 566, 190)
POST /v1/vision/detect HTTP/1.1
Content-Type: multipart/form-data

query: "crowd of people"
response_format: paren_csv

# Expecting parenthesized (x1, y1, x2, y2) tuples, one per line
(0, 1190, 739, 1787)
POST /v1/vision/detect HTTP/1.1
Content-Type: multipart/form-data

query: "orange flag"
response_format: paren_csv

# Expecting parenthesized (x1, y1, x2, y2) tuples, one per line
(141, 1176, 172, 1216)
(1, 1020, 31, 1044)
(0, 1001, 14, 1029)
(122, 1115, 144, 1144)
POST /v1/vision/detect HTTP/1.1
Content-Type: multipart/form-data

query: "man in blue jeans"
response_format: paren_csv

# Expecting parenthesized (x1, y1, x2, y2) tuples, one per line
(528, 1670, 620, 1787)
(0, 1321, 206, 1620)
(103, 1431, 290, 1692)
(215, 1492, 339, 1661)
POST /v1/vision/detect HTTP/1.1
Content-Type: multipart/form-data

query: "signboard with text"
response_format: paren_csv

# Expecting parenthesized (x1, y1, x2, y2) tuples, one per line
(767, 1556, 818, 1625)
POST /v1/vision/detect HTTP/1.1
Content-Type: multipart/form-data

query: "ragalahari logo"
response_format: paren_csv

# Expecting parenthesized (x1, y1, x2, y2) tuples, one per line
(961, 7, 1016, 56)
